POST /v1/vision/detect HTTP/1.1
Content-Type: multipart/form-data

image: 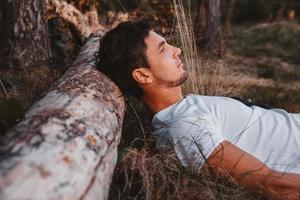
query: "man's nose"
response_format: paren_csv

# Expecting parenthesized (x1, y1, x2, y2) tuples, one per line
(173, 46, 182, 59)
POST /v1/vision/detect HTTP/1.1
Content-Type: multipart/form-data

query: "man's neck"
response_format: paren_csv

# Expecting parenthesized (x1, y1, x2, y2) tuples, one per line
(142, 86, 183, 114)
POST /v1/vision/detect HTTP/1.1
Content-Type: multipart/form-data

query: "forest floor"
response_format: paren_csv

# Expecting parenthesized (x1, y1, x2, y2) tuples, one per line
(0, 20, 299, 199)
(227, 21, 300, 113)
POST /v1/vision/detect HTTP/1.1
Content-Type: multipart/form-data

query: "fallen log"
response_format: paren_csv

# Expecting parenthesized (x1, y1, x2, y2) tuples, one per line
(0, 31, 125, 200)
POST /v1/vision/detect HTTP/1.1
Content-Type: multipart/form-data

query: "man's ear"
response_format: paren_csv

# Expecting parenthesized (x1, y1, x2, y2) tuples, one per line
(132, 68, 153, 85)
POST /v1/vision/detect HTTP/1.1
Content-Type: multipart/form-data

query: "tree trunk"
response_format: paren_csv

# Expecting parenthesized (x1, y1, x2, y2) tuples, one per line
(194, 0, 206, 52)
(203, 0, 223, 57)
(275, 1, 287, 21)
(0, 0, 51, 69)
(225, 0, 236, 37)
(0, 31, 125, 200)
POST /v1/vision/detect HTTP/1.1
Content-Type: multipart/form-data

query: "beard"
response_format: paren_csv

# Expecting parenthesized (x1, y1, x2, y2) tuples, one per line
(157, 71, 188, 88)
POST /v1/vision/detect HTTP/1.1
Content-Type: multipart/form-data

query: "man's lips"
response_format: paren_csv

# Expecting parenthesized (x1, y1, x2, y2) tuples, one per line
(177, 62, 183, 68)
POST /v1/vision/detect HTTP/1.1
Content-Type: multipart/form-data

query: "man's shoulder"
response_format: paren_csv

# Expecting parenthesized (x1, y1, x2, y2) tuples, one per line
(152, 94, 232, 128)
(152, 109, 220, 138)
(152, 94, 206, 124)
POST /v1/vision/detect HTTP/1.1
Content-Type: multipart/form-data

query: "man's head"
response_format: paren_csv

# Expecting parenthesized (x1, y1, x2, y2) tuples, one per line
(97, 19, 187, 98)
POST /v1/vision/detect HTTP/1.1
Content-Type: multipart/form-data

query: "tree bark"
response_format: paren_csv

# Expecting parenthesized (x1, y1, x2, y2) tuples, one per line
(0, 0, 51, 69)
(225, 0, 236, 37)
(0, 31, 125, 200)
(203, 0, 223, 57)
(194, 0, 206, 52)
(44, 0, 104, 40)
(275, 1, 287, 21)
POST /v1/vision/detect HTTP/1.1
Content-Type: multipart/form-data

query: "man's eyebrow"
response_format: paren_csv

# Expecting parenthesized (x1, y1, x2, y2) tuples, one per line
(158, 40, 166, 49)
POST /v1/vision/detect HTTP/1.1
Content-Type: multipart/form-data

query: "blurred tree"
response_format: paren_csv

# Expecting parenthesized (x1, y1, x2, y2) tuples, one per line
(194, 0, 206, 50)
(272, 0, 300, 21)
(274, 0, 287, 21)
(198, 0, 223, 57)
(0, 0, 51, 69)
(225, 0, 236, 37)
(233, 0, 299, 24)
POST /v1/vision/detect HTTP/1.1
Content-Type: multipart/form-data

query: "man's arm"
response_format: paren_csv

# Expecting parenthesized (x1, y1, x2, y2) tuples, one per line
(206, 140, 300, 199)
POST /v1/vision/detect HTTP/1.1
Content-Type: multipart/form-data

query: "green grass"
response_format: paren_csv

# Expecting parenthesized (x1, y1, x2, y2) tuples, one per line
(229, 21, 300, 64)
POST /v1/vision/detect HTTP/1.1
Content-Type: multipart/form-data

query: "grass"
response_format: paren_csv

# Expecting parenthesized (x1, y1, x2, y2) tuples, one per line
(109, 144, 262, 200)
(226, 21, 300, 112)
(228, 21, 300, 64)
(110, 99, 263, 199)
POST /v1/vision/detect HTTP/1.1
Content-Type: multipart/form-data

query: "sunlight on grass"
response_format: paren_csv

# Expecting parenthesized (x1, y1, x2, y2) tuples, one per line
(173, 0, 201, 94)
(173, 0, 248, 97)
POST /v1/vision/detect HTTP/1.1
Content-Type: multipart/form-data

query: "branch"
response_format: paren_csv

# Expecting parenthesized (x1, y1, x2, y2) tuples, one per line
(43, 0, 106, 39)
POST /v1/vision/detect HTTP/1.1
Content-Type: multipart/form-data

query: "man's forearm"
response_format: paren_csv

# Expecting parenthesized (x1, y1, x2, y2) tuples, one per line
(207, 141, 300, 199)
(262, 170, 300, 199)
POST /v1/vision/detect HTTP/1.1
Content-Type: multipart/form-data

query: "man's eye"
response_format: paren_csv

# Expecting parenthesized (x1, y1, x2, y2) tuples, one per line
(160, 47, 165, 53)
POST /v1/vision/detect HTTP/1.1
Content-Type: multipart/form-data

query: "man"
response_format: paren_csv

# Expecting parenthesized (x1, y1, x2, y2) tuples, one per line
(97, 20, 300, 199)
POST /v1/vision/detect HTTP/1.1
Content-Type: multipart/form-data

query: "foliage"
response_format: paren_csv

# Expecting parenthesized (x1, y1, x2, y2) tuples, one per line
(230, 0, 300, 23)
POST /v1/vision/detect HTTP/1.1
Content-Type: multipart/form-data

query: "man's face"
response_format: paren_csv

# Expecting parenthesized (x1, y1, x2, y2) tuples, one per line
(144, 31, 187, 88)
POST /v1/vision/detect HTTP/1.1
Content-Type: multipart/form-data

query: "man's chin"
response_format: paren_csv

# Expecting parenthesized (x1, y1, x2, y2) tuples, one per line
(159, 72, 188, 88)
(174, 71, 188, 86)
(179, 71, 188, 85)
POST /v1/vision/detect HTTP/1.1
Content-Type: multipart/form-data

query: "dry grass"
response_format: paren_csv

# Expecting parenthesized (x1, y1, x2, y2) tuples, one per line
(110, 110, 265, 199)
(109, 143, 261, 200)
(172, 0, 255, 98)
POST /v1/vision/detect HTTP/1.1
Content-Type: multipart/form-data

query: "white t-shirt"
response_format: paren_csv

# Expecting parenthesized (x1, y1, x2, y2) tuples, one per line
(151, 94, 300, 174)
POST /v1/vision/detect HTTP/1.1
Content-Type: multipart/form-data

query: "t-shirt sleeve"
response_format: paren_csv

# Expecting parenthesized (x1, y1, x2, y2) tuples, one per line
(155, 117, 225, 168)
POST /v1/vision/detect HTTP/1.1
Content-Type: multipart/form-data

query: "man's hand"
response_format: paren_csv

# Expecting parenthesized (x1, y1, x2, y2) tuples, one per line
(207, 141, 300, 199)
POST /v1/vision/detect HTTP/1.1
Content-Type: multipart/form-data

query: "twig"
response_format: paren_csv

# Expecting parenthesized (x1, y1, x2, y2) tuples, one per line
(0, 79, 9, 99)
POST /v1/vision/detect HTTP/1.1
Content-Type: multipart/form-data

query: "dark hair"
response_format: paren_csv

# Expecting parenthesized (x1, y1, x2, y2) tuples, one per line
(96, 19, 152, 98)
